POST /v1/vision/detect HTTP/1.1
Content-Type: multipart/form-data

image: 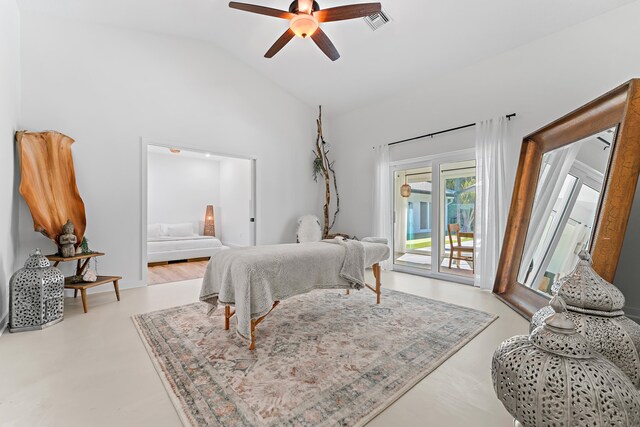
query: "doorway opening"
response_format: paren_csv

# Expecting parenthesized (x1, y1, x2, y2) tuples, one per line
(143, 143, 256, 285)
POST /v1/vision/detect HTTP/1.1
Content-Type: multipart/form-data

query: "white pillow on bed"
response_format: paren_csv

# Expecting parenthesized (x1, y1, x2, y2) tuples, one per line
(148, 223, 163, 238)
(166, 223, 196, 237)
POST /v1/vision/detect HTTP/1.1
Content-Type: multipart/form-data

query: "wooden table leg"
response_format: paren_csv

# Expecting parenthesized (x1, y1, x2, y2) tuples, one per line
(113, 280, 120, 301)
(346, 289, 350, 295)
(80, 289, 88, 313)
(247, 301, 279, 351)
(249, 320, 256, 351)
(224, 306, 230, 330)
(374, 263, 381, 305)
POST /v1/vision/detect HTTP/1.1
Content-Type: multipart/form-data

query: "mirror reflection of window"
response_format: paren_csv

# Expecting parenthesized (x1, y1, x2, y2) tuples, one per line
(518, 126, 616, 296)
(520, 174, 578, 289)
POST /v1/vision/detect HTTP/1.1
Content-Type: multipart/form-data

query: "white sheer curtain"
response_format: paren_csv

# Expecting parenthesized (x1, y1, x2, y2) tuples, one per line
(373, 144, 392, 270)
(517, 142, 583, 285)
(474, 116, 509, 290)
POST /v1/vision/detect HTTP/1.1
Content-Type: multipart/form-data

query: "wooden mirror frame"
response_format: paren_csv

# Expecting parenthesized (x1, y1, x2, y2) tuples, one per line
(493, 79, 640, 318)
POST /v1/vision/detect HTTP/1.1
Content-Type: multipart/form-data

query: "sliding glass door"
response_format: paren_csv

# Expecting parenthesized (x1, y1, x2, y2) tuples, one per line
(393, 166, 433, 270)
(392, 151, 476, 283)
(438, 160, 476, 278)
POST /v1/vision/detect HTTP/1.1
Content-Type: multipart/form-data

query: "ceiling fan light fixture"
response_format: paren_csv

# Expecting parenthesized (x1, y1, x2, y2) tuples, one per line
(290, 14, 318, 38)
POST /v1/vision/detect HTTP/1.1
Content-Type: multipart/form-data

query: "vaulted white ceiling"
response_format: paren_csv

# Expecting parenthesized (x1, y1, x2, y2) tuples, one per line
(17, 0, 635, 113)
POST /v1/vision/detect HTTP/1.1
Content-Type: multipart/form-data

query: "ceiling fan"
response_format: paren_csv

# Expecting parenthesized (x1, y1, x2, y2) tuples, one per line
(229, 1, 382, 61)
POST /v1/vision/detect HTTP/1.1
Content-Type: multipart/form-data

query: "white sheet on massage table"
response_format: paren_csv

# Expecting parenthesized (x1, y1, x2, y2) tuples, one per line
(199, 240, 390, 339)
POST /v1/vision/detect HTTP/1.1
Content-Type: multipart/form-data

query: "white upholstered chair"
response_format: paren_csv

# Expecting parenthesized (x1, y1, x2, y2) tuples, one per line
(296, 215, 322, 243)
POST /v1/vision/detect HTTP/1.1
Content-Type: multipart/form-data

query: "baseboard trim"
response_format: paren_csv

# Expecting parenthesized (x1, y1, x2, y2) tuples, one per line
(147, 257, 210, 267)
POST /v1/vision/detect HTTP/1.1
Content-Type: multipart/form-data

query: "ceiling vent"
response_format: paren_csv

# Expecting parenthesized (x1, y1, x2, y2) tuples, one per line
(364, 9, 391, 31)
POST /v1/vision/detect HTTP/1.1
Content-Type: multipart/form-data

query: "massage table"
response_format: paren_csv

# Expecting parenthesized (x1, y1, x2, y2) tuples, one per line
(200, 238, 390, 350)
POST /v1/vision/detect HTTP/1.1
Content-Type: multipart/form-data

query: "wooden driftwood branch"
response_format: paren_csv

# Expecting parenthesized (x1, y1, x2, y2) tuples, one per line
(16, 130, 87, 246)
(313, 106, 341, 238)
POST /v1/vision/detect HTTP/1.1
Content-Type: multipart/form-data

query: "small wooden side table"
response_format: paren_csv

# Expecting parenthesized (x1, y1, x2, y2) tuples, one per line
(46, 252, 121, 313)
(47, 252, 105, 276)
(64, 276, 122, 313)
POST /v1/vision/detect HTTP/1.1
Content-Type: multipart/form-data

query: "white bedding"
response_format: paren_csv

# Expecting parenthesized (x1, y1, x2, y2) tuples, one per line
(147, 233, 227, 263)
(148, 235, 219, 242)
(147, 235, 223, 252)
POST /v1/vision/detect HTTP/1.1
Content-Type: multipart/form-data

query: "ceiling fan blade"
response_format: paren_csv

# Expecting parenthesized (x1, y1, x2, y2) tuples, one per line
(229, 2, 296, 20)
(313, 3, 382, 22)
(265, 28, 296, 58)
(310, 27, 340, 61)
(314, 3, 381, 22)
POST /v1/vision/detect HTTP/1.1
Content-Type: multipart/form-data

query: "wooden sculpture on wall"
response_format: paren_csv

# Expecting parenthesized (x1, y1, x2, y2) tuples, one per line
(16, 131, 87, 248)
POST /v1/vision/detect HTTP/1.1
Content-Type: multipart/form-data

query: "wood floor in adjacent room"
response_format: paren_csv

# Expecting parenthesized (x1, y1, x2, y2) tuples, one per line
(0, 271, 527, 427)
(147, 260, 209, 285)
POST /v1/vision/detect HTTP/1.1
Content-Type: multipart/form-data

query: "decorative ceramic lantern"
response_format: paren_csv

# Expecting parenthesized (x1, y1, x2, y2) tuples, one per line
(531, 251, 640, 388)
(493, 296, 640, 427)
(9, 249, 65, 332)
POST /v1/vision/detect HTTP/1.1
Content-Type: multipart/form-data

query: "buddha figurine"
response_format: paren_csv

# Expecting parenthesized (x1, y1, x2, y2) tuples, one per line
(59, 220, 77, 258)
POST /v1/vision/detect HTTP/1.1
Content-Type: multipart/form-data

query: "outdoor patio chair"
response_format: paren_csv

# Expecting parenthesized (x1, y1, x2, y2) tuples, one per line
(447, 223, 475, 273)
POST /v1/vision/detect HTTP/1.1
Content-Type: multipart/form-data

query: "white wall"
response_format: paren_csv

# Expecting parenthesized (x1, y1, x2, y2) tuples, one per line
(18, 13, 320, 288)
(330, 2, 640, 305)
(147, 151, 220, 230)
(331, 0, 640, 238)
(0, 0, 20, 332)
(218, 158, 251, 247)
(147, 151, 252, 246)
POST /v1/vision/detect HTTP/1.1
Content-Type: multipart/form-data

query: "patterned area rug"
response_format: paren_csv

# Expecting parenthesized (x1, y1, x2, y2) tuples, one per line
(133, 288, 497, 427)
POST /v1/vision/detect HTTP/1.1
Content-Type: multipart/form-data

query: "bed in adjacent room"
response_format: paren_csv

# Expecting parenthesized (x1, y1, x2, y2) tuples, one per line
(147, 222, 229, 264)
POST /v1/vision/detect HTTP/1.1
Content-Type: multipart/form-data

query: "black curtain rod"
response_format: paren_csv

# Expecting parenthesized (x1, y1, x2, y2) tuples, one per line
(385, 113, 516, 147)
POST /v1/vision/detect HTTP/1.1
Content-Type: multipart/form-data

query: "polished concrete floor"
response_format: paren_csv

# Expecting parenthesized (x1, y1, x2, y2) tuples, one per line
(0, 270, 527, 427)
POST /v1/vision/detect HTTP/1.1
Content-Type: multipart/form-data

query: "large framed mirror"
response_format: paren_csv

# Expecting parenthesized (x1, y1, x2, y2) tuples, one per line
(493, 79, 640, 318)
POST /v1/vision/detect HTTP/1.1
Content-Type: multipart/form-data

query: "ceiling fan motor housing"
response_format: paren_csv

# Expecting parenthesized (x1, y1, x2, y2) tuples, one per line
(288, 1, 320, 14)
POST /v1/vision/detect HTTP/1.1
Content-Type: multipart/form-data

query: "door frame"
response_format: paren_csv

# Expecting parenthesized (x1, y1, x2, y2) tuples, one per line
(390, 148, 475, 285)
(140, 137, 257, 286)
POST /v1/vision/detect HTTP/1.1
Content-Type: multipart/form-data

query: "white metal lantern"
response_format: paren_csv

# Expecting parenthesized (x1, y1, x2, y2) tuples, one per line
(531, 250, 640, 388)
(493, 296, 640, 426)
(9, 249, 65, 332)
